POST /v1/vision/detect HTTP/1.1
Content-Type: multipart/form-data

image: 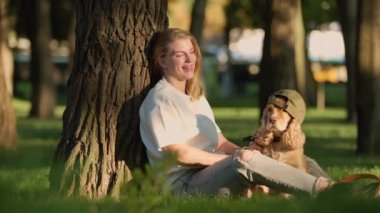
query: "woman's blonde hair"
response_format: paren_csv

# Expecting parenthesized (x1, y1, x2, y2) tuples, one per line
(151, 28, 204, 100)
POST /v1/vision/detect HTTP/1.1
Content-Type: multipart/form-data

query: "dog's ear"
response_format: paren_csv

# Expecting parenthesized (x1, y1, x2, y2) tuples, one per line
(260, 107, 270, 128)
(281, 119, 305, 150)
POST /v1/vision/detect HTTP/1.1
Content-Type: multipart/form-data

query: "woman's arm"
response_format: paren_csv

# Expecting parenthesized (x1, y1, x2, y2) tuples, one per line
(216, 133, 241, 155)
(162, 143, 228, 166)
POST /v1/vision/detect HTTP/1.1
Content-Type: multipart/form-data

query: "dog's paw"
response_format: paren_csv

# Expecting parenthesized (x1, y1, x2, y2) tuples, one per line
(254, 132, 274, 146)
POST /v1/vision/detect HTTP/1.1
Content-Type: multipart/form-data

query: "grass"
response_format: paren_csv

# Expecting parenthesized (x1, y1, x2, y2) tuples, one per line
(1, 85, 380, 212)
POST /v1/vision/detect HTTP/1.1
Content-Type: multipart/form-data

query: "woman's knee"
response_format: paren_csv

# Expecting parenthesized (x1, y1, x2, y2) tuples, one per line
(237, 149, 261, 162)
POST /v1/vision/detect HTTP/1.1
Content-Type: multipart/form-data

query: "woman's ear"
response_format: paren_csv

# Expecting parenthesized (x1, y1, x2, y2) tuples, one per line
(158, 56, 166, 70)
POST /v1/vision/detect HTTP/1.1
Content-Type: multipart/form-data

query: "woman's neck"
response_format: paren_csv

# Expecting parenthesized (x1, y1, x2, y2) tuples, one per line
(164, 76, 186, 94)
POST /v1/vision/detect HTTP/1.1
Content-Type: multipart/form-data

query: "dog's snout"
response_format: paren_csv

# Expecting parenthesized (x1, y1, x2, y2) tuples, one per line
(270, 117, 276, 124)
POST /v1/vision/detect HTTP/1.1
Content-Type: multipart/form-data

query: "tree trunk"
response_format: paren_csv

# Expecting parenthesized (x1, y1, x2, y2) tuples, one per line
(27, 0, 56, 118)
(294, 0, 306, 99)
(0, 0, 13, 96)
(49, 0, 168, 199)
(304, 49, 316, 106)
(51, 0, 76, 84)
(356, 0, 380, 155)
(189, 0, 207, 46)
(0, 0, 17, 149)
(220, 2, 236, 98)
(337, 0, 358, 122)
(259, 0, 306, 112)
(62, 11, 76, 87)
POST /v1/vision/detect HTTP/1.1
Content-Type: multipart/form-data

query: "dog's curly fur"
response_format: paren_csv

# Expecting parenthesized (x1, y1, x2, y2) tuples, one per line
(246, 101, 307, 198)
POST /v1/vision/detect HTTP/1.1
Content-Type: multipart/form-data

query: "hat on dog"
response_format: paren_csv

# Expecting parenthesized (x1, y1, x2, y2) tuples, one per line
(267, 89, 306, 124)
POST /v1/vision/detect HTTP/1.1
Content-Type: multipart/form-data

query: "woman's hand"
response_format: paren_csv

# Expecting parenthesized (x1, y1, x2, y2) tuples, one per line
(162, 143, 228, 166)
(216, 133, 241, 155)
(248, 141, 263, 153)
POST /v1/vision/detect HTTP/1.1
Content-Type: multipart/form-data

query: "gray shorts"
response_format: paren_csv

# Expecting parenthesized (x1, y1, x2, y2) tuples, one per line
(171, 152, 328, 197)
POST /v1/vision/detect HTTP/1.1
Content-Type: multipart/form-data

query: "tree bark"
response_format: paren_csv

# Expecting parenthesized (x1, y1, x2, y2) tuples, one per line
(356, 0, 380, 155)
(0, 0, 17, 149)
(259, 0, 307, 112)
(50, 0, 168, 199)
(27, 0, 56, 118)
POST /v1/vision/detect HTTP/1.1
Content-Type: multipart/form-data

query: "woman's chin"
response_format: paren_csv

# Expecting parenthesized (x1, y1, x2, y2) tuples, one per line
(183, 73, 195, 80)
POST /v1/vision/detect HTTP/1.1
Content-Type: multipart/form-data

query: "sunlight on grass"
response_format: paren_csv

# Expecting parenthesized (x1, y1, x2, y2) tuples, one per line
(0, 168, 50, 200)
(12, 99, 65, 118)
(213, 107, 260, 119)
(1, 97, 380, 212)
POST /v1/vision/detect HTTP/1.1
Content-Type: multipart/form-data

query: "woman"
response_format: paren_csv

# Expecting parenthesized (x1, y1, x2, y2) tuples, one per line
(139, 28, 331, 197)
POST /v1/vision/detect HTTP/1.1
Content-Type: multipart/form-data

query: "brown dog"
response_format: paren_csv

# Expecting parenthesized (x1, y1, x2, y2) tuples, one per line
(247, 89, 307, 198)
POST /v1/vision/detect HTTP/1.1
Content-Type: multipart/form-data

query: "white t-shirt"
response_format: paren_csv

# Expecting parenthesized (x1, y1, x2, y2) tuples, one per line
(139, 77, 221, 185)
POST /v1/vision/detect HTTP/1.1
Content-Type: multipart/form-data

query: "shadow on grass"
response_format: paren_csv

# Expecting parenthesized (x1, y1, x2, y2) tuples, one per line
(0, 144, 55, 170)
(0, 117, 61, 170)
(17, 117, 62, 141)
(305, 136, 380, 171)
(217, 118, 258, 131)
(305, 117, 348, 124)
(209, 97, 258, 108)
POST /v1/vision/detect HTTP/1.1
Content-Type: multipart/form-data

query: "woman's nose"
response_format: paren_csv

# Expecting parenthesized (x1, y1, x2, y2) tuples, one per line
(185, 53, 195, 62)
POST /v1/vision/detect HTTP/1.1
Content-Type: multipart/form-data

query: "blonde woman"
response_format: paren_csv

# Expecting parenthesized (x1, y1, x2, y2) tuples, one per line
(139, 28, 331, 197)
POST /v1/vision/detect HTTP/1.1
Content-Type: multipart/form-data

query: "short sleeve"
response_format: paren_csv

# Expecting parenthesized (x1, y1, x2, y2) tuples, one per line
(143, 100, 188, 150)
(199, 96, 221, 133)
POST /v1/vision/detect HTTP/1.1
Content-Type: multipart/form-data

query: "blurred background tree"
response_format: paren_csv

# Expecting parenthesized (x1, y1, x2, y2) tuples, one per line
(258, 0, 308, 113)
(50, 0, 75, 85)
(21, 0, 56, 118)
(356, 0, 380, 155)
(190, 0, 207, 46)
(337, 0, 358, 123)
(0, 0, 17, 149)
(0, 0, 13, 95)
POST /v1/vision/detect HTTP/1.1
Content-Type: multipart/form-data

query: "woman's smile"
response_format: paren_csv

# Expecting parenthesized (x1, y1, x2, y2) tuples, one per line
(182, 64, 194, 73)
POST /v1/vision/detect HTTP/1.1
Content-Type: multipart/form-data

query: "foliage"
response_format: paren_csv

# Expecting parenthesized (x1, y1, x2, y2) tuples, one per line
(1, 89, 380, 211)
(224, 0, 266, 29)
(223, 0, 339, 33)
(302, 0, 338, 31)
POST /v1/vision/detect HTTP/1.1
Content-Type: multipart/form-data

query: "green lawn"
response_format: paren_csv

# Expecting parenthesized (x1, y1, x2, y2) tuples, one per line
(1, 92, 380, 212)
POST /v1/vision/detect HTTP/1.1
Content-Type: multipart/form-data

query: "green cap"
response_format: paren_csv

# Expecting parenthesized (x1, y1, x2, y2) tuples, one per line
(267, 89, 306, 124)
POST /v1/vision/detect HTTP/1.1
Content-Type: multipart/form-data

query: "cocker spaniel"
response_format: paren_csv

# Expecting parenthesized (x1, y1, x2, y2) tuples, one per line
(247, 89, 307, 198)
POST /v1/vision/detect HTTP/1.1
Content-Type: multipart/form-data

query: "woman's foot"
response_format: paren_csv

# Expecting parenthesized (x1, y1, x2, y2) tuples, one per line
(317, 173, 380, 198)
(314, 177, 335, 194)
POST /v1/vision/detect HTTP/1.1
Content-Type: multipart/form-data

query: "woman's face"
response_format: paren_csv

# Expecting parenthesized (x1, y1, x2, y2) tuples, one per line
(158, 38, 197, 82)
